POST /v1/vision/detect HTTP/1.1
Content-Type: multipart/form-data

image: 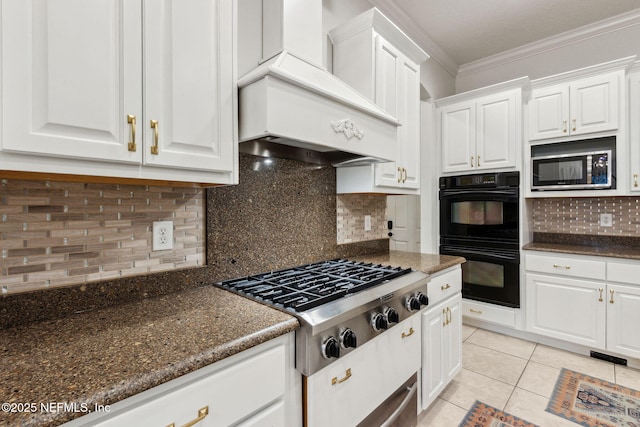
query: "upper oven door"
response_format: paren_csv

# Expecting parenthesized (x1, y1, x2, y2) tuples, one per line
(439, 188, 519, 243)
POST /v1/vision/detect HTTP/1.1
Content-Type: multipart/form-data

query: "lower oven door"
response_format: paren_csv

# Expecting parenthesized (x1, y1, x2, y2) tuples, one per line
(440, 245, 520, 308)
(304, 315, 421, 427)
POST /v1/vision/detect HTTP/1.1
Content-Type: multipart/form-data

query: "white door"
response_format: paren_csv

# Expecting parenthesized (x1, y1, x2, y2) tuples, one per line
(476, 91, 515, 170)
(528, 84, 569, 141)
(387, 195, 420, 252)
(1, 0, 142, 163)
(143, 0, 235, 173)
(397, 57, 421, 188)
(440, 102, 475, 173)
(570, 73, 619, 136)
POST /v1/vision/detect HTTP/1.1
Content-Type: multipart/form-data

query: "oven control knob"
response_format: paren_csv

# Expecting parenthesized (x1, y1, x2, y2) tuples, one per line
(406, 296, 421, 312)
(416, 292, 429, 307)
(384, 307, 399, 324)
(340, 328, 357, 349)
(371, 313, 388, 331)
(322, 337, 340, 359)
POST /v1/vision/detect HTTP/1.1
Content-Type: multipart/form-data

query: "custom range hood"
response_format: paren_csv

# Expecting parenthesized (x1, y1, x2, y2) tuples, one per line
(237, 0, 399, 166)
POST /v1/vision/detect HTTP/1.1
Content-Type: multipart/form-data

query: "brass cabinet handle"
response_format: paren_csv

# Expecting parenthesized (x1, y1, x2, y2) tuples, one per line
(441, 283, 451, 291)
(572, 118, 576, 132)
(634, 174, 638, 188)
(402, 168, 407, 183)
(402, 327, 415, 338)
(166, 406, 209, 427)
(442, 308, 447, 326)
(150, 120, 159, 155)
(477, 155, 480, 167)
(469, 308, 482, 315)
(447, 307, 452, 325)
(563, 120, 567, 133)
(470, 156, 474, 167)
(127, 114, 137, 152)
(331, 368, 352, 385)
(397, 167, 402, 183)
(553, 264, 571, 270)
(610, 289, 615, 304)
(598, 288, 603, 302)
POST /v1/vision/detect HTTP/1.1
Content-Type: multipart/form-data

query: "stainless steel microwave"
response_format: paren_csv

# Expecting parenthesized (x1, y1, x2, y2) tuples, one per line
(531, 150, 612, 191)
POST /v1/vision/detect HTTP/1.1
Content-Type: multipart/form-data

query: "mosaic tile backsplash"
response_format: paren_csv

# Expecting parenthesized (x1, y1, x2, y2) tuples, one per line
(532, 197, 640, 236)
(0, 179, 205, 295)
(336, 194, 388, 244)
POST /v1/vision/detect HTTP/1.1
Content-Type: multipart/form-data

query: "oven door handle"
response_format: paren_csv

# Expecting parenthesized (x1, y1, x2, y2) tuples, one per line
(443, 247, 519, 261)
(379, 381, 418, 427)
(440, 190, 518, 199)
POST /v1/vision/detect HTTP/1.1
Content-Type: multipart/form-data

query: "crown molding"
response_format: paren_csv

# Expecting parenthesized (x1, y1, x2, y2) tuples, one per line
(367, 0, 459, 78)
(435, 76, 529, 107)
(457, 8, 640, 79)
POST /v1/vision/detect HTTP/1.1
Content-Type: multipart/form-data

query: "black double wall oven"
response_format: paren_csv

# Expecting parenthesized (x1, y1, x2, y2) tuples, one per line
(439, 171, 520, 308)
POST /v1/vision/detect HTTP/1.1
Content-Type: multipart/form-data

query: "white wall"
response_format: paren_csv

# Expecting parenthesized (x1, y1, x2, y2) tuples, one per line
(456, 22, 640, 92)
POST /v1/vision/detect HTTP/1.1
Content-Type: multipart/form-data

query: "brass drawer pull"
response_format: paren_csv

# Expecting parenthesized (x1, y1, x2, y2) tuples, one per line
(441, 283, 451, 291)
(127, 114, 137, 152)
(167, 406, 209, 427)
(610, 289, 615, 304)
(331, 368, 352, 385)
(553, 264, 571, 270)
(598, 288, 603, 302)
(469, 308, 482, 315)
(402, 327, 415, 338)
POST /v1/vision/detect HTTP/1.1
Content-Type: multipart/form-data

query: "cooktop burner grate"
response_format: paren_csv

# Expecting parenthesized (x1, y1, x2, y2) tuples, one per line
(216, 259, 412, 312)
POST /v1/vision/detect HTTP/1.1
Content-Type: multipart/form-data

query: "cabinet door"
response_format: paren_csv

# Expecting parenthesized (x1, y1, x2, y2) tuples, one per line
(628, 73, 640, 192)
(528, 85, 569, 141)
(421, 294, 461, 411)
(476, 91, 516, 170)
(1, 0, 142, 164)
(440, 102, 475, 173)
(570, 73, 619, 136)
(526, 273, 606, 348)
(606, 283, 640, 359)
(397, 57, 421, 188)
(143, 0, 235, 173)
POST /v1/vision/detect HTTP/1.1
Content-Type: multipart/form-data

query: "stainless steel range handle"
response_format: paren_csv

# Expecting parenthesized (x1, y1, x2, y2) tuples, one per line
(379, 381, 418, 427)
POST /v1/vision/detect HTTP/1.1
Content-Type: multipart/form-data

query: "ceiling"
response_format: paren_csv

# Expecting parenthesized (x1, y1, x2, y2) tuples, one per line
(370, 0, 640, 69)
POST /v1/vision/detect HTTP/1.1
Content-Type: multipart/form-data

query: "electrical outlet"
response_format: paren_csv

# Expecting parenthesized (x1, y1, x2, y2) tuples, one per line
(364, 215, 372, 231)
(153, 221, 173, 251)
(600, 213, 613, 227)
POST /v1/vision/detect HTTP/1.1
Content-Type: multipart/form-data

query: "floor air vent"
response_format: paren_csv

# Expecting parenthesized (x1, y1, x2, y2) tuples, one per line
(590, 350, 627, 365)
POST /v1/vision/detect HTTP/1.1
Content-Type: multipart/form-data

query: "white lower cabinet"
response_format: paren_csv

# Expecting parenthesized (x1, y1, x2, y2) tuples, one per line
(421, 291, 462, 411)
(63, 333, 300, 427)
(525, 252, 640, 360)
(305, 315, 421, 427)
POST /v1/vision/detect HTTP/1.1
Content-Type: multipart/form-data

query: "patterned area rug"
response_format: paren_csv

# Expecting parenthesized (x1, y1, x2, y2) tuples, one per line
(459, 401, 540, 427)
(546, 368, 640, 427)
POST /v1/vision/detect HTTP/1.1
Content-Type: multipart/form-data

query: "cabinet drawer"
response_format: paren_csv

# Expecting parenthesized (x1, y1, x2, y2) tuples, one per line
(428, 266, 462, 306)
(305, 315, 420, 427)
(608, 261, 640, 284)
(525, 253, 605, 280)
(462, 299, 515, 328)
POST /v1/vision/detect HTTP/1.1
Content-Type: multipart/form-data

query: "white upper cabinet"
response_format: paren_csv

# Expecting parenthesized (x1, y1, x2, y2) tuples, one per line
(330, 8, 428, 195)
(529, 72, 619, 141)
(1, 0, 237, 186)
(438, 79, 525, 174)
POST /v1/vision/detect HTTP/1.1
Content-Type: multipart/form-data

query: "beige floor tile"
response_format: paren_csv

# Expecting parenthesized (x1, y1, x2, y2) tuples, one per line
(504, 387, 577, 427)
(517, 361, 561, 398)
(462, 342, 528, 385)
(461, 324, 477, 341)
(530, 344, 615, 382)
(466, 329, 537, 360)
(439, 368, 514, 411)
(417, 398, 467, 427)
(615, 364, 640, 390)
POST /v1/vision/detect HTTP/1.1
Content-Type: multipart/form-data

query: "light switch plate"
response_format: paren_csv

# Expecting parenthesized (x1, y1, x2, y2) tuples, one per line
(153, 221, 173, 251)
(364, 215, 372, 231)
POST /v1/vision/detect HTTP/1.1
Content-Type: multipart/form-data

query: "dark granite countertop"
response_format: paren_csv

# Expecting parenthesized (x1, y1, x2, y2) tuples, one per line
(351, 250, 465, 274)
(522, 233, 640, 260)
(0, 286, 299, 427)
